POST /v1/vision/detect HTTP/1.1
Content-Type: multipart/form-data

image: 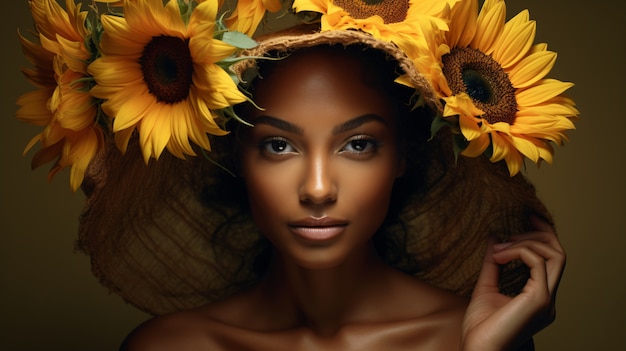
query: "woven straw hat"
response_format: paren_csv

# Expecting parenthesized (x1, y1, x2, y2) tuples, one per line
(16, 0, 575, 316)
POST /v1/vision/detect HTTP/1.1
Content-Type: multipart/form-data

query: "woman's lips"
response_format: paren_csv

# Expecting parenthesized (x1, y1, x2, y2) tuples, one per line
(288, 218, 348, 241)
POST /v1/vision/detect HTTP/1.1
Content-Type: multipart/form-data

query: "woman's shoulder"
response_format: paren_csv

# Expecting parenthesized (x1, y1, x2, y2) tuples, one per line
(119, 308, 227, 351)
(119, 292, 275, 351)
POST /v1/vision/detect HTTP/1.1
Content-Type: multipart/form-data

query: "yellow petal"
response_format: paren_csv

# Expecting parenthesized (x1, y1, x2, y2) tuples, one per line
(447, 0, 477, 48)
(293, 0, 327, 13)
(510, 134, 540, 162)
(88, 57, 143, 89)
(137, 103, 171, 161)
(16, 90, 54, 126)
(461, 134, 490, 157)
(513, 114, 576, 133)
(112, 89, 154, 131)
(508, 50, 557, 89)
(189, 37, 236, 64)
(492, 10, 535, 69)
(169, 106, 196, 157)
(190, 0, 218, 26)
(99, 15, 150, 55)
(68, 131, 100, 191)
(516, 79, 574, 106)
(471, 0, 505, 53)
(114, 128, 135, 154)
(503, 150, 524, 175)
(489, 130, 509, 162)
(30, 141, 62, 169)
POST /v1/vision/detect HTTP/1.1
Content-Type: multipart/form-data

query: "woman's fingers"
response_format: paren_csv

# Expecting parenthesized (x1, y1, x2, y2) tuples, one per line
(474, 236, 502, 293)
(493, 222, 566, 298)
(493, 243, 550, 296)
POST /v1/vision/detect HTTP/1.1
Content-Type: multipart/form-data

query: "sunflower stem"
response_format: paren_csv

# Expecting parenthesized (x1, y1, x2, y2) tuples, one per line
(199, 148, 236, 177)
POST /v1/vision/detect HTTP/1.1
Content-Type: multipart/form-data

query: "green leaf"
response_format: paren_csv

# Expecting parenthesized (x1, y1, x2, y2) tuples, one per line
(222, 31, 258, 49)
(221, 105, 254, 127)
(199, 148, 236, 177)
(452, 134, 467, 163)
(410, 93, 425, 110)
(429, 113, 450, 141)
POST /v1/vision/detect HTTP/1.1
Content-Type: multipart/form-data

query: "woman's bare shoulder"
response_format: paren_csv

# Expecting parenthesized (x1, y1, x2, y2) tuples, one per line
(119, 290, 272, 351)
(119, 308, 227, 351)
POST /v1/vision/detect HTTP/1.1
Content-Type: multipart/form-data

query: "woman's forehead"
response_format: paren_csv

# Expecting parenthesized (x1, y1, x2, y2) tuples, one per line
(253, 47, 397, 104)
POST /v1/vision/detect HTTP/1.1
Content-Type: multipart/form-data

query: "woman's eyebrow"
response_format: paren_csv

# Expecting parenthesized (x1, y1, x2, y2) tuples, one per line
(253, 115, 304, 135)
(332, 114, 388, 135)
(252, 113, 387, 135)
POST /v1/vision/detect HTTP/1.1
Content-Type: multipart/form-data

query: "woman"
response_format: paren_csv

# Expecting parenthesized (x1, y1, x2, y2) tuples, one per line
(113, 42, 564, 350)
(15, 0, 574, 350)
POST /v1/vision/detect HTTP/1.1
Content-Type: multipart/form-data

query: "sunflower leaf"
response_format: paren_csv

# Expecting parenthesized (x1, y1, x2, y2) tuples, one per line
(452, 134, 468, 163)
(430, 113, 451, 141)
(221, 31, 258, 49)
(221, 105, 254, 127)
(199, 148, 236, 177)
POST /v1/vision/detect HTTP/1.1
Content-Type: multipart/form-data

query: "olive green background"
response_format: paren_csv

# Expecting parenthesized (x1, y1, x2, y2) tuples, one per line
(1, 1, 624, 350)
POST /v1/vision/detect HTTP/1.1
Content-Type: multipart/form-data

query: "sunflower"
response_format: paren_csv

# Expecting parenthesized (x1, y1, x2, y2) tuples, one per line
(88, 0, 248, 163)
(223, 0, 283, 36)
(436, 0, 578, 175)
(17, 0, 102, 191)
(292, 0, 454, 44)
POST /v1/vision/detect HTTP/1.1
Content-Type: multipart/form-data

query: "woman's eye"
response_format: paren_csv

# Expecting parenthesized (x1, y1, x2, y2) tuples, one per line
(342, 137, 378, 154)
(261, 138, 295, 154)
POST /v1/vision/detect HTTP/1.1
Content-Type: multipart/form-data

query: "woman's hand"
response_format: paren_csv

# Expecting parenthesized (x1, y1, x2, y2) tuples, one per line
(461, 216, 566, 351)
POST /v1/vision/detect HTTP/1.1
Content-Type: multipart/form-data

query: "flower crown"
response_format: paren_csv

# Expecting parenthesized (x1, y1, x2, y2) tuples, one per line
(17, 0, 578, 191)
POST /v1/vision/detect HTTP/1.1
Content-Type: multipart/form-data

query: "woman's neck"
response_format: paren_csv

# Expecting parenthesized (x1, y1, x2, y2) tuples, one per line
(256, 243, 397, 336)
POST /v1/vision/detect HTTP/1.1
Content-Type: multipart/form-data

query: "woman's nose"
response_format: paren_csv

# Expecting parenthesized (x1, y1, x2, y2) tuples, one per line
(298, 154, 337, 205)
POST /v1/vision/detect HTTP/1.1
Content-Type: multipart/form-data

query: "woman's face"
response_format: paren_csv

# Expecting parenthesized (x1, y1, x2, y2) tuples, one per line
(240, 47, 405, 269)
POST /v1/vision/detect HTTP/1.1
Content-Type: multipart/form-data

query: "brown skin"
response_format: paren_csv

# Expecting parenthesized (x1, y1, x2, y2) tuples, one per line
(121, 47, 565, 351)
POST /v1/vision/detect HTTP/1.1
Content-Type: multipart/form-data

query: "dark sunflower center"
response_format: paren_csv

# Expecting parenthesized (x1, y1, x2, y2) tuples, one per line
(442, 47, 517, 125)
(334, 0, 409, 24)
(140, 35, 193, 104)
